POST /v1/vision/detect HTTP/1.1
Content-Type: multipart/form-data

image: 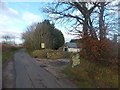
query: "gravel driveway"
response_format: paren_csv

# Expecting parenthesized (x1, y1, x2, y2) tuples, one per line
(35, 58, 70, 78)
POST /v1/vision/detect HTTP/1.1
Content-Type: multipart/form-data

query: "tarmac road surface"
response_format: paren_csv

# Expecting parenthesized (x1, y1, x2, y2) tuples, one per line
(14, 49, 77, 88)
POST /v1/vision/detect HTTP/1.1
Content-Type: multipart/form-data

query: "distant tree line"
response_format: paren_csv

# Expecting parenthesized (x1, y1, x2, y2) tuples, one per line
(22, 20, 65, 50)
(2, 35, 15, 45)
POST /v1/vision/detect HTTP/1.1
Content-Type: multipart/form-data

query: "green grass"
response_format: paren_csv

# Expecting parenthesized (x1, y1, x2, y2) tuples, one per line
(63, 58, 118, 88)
(2, 51, 14, 63)
(2, 47, 19, 63)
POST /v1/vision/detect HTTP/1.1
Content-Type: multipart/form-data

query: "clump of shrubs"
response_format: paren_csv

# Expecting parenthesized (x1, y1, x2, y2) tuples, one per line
(2, 44, 19, 52)
(32, 49, 73, 59)
(32, 49, 52, 58)
(80, 37, 118, 64)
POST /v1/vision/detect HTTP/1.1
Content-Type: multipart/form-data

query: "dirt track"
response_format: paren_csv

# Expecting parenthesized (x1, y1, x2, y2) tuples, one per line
(15, 49, 77, 88)
(2, 49, 77, 88)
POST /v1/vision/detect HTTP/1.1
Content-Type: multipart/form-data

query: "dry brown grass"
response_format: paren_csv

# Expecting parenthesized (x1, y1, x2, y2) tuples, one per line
(64, 58, 118, 88)
(31, 49, 73, 59)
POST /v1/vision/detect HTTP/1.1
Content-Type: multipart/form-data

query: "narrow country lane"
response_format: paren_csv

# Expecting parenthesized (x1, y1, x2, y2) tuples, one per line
(14, 49, 77, 88)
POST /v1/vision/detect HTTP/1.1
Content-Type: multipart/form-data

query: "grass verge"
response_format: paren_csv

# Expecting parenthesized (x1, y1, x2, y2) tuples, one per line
(63, 58, 118, 88)
(2, 46, 19, 63)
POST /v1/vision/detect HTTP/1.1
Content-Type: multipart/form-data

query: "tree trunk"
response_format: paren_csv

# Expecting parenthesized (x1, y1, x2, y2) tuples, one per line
(99, 2, 106, 40)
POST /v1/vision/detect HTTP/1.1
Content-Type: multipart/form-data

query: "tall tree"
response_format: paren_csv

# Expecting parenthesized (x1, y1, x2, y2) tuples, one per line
(43, 2, 100, 38)
(22, 20, 65, 50)
(43, 1, 118, 61)
(43, 1, 118, 39)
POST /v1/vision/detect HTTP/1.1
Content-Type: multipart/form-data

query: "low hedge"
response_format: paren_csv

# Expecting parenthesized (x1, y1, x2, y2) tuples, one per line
(32, 49, 73, 59)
